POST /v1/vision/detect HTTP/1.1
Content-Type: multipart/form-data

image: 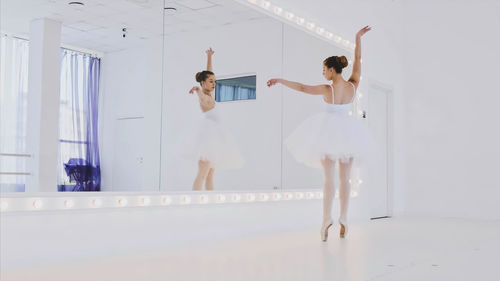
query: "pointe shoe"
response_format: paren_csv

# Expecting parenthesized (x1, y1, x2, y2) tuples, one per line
(338, 218, 348, 238)
(320, 220, 333, 242)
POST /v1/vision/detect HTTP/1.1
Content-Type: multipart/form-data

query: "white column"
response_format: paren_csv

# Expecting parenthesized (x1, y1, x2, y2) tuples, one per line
(25, 18, 62, 192)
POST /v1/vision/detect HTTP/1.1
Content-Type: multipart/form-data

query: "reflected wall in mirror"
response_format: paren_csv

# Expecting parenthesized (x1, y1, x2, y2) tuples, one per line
(0, 0, 164, 192)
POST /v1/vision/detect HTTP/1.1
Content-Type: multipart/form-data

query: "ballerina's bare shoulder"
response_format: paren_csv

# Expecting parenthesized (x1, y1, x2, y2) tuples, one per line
(199, 92, 215, 112)
(323, 81, 356, 105)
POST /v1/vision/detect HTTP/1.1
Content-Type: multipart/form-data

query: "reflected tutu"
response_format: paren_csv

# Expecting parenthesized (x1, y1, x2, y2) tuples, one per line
(177, 108, 244, 169)
(285, 103, 374, 168)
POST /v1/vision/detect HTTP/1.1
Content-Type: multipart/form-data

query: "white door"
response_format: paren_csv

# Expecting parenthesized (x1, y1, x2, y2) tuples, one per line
(366, 84, 390, 218)
(112, 118, 144, 191)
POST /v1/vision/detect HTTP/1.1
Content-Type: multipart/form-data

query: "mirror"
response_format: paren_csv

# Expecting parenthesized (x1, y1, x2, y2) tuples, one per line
(0, 0, 384, 197)
(160, 0, 282, 191)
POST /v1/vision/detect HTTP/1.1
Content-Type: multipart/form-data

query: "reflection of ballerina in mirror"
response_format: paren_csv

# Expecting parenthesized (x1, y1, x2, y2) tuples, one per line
(267, 26, 373, 241)
(179, 48, 244, 191)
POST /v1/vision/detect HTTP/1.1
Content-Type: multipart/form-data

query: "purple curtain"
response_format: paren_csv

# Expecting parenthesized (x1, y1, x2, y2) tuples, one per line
(58, 51, 101, 191)
(85, 56, 101, 191)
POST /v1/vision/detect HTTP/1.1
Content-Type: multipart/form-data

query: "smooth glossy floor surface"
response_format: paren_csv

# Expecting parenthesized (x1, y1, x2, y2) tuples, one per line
(2, 218, 500, 281)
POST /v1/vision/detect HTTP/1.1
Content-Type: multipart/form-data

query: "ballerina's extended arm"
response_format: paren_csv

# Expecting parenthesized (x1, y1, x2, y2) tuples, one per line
(266, 78, 331, 96)
(348, 26, 371, 89)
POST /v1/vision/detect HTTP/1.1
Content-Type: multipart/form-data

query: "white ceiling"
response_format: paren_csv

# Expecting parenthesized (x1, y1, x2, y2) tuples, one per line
(0, 0, 268, 53)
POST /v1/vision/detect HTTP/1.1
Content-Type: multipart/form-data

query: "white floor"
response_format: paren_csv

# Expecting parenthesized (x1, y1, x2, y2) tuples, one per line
(2, 218, 499, 281)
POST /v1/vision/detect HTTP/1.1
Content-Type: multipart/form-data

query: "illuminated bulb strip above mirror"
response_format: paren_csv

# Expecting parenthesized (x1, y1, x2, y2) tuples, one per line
(0, 190, 359, 213)
(240, 0, 355, 52)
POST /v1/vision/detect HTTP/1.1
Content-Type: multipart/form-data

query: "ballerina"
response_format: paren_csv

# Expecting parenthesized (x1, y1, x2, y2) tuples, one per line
(179, 48, 244, 190)
(267, 26, 373, 241)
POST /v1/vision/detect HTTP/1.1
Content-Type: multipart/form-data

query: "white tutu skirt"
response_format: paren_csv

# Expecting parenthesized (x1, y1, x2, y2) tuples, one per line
(285, 110, 375, 168)
(176, 109, 244, 169)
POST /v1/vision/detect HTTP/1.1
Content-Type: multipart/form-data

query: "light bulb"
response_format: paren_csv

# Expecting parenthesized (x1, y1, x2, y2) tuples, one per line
(246, 193, 256, 202)
(261, 1, 271, 9)
(92, 198, 102, 207)
(316, 27, 325, 35)
(181, 195, 192, 204)
(349, 43, 356, 49)
(333, 35, 342, 43)
(294, 192, 304, 200)
(273, 6, 283, 15)
(315, 192, 323, 199)
(306, 22, 315, 30)
(118, 198, 128, 207)
(248, 0, 257, 4)
(296, 17, 305, 25)
(231, 194, 241, 202)
(342, 39, 350, 46)
(259, 193, 269, 201)
(199, 195, 209, 204)
(141, 197, 151, 206)
(285, 12, 294, 20)
(272, 193, 282, 200)
(284, 193, 293, 200)
(306, 192, 314, 199)
(162, 196, 172, 205)
(0, 201, 8, 211)
(216, 194, 226, 203)
(64, 199, 74, 208)
(33, 199, 43, 209)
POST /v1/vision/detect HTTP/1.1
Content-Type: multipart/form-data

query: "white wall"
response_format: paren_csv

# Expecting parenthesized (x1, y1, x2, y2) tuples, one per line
(390, 1, 500, 219)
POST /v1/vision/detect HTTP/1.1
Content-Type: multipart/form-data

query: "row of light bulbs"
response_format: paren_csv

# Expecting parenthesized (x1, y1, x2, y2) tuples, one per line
(0, 190, 362, 212)
(247, 0, 356, 51)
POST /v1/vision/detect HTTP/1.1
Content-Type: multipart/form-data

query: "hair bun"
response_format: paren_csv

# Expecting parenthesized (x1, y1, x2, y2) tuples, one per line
(339, 56, 348, 68)
(195, 72, 202, 82)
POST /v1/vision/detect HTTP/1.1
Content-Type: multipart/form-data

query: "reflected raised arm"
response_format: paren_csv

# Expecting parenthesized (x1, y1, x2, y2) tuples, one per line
(206, 48, 214, 72)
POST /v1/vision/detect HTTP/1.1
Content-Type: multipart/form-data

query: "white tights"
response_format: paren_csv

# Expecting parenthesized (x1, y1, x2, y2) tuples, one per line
(321, 157, 353, 224)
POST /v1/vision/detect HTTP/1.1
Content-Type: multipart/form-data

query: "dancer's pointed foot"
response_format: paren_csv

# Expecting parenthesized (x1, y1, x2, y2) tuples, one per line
(339, 218, 348, 238)
(320, 220, 333, 242)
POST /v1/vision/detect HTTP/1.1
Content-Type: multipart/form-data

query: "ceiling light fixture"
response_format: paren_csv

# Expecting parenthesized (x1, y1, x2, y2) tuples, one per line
(68, 1, 84, 6)
(164, 7, 177, 15)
